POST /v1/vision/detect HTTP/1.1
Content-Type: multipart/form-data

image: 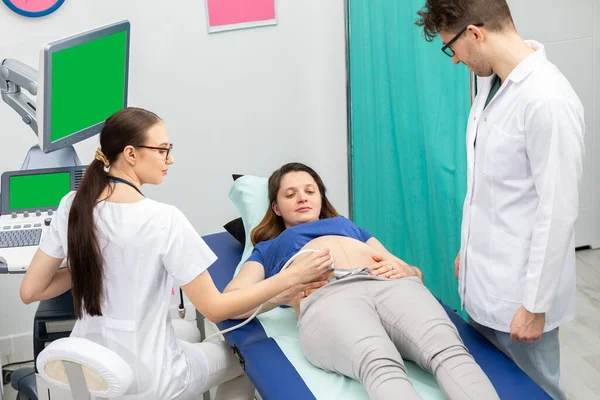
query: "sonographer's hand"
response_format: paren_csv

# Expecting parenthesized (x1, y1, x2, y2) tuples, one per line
(285, 249, 333, 285)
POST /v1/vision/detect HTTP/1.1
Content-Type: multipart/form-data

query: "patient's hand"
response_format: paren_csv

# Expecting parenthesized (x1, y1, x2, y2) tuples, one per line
(369, 254, 422, 281)
(270, 273, 331, 309)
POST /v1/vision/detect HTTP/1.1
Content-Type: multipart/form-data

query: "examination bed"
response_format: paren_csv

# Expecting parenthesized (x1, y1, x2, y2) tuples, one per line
(201, 231, 552, 400)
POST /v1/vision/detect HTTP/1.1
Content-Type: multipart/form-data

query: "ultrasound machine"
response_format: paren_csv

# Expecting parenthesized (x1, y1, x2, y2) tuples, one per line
(0, 167, 87, 274)
(0, 21, 130, 400)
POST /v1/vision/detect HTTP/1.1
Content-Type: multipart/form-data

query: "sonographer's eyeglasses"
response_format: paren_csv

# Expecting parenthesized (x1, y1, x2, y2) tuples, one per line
(136, 143, 173, 161)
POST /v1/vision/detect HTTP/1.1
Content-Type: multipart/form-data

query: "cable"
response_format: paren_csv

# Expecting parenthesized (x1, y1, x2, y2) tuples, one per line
(178, 288, 186, 319)
(202, 249, 333, 342)
(1, 360, 33, 369)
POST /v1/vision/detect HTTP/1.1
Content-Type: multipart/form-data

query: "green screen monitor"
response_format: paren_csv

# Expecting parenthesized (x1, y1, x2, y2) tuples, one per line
(9, 172, 69, 211)
(1, 166, 86, 214)
(37, 20, 130, 154)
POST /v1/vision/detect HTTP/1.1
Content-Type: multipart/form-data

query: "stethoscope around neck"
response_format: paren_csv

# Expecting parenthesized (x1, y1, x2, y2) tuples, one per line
(107, 175, 143, 196)
(107, 175, 188, 319)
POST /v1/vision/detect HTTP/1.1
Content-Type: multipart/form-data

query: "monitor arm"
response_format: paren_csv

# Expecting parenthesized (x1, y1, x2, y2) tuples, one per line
(0, 59, 38, 135)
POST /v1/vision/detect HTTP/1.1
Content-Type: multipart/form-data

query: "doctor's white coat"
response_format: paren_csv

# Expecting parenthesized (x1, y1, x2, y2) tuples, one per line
(458, 41, 585, 333)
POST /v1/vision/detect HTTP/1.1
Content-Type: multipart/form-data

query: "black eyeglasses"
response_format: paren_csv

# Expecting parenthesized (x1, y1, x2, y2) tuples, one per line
(441, 23, 484, 57)
(136, 143, 173, 161)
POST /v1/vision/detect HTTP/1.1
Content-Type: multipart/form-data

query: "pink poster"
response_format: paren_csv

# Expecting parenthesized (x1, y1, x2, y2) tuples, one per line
(206, 0, 276, 33)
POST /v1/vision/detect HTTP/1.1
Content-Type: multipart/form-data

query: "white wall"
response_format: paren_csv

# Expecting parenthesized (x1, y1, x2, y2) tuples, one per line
(0, 0, 349, 364)
(507, 0, 600, 250)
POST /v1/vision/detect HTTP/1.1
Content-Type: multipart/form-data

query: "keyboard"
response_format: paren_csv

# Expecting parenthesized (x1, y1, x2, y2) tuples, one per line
(0, 211, 54, 273)
(0, 228, 43, 248)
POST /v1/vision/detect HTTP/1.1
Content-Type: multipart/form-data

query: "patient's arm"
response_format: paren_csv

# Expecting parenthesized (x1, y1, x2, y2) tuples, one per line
(183, 250, 333, 323)
(224, 260, 328, 319)
(223, 261, 275, 319)
(366, 237, 424, 281)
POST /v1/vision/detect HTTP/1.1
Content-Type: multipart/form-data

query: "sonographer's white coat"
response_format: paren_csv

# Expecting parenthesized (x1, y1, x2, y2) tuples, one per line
(39, 192, 217, 398)
(0, 0, 348, 362)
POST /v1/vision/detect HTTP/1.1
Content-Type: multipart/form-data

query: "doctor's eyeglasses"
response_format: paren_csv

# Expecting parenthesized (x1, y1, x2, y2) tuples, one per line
(136, 143, 173, 161)
(441, 23, 484, 57)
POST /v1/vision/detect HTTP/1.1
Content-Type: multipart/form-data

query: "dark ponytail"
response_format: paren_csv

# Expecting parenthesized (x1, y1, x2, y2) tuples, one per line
(68, 107, 161, 318)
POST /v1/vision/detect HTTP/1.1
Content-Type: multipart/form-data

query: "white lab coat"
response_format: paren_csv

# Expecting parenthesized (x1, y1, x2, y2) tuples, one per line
(458, 41, 585, 333)
(40, 192, 218, 399)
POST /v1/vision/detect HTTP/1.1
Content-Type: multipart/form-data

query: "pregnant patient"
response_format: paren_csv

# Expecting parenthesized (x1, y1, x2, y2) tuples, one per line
(225, 163, 499, 400)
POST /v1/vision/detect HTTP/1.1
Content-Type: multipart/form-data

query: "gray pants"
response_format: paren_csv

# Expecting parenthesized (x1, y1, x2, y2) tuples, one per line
(297, 274, 499, 400)
(469, 317, 565, 400)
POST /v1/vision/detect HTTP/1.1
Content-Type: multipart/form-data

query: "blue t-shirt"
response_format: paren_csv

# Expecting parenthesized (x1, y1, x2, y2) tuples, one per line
(246, 216, 372, 278)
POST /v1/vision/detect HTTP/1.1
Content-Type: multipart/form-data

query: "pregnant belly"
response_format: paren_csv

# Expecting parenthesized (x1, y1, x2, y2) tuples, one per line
(299, 235, 378, 270)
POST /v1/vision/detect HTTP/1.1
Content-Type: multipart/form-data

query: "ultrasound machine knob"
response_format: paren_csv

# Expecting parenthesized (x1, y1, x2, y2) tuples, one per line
(44, 218, 52, 226)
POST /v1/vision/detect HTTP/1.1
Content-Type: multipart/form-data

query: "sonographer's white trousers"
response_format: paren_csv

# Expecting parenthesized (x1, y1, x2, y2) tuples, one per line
(173, 326, 254, 400)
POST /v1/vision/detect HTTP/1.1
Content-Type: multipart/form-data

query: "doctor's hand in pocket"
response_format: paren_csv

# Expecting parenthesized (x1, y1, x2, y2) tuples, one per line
(509, 306, 545, 343)
(454, 252, 460, 279)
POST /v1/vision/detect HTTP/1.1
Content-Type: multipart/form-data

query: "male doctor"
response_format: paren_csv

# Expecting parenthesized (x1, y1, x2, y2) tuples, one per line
(416, 1, 584, 399)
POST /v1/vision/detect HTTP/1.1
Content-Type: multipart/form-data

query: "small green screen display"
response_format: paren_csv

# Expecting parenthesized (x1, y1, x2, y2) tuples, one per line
(50, 30, 127, 142)
(9, 173, 70, 210)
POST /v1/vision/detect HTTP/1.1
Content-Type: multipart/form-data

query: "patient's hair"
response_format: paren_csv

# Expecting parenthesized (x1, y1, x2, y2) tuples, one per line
(251, 163, 339, 245)
(68, 107, 161, 319)
(415, 0, 514, 42)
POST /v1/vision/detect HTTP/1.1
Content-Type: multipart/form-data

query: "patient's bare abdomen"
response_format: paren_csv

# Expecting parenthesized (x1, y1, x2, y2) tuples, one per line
(300, 236, 378, 270)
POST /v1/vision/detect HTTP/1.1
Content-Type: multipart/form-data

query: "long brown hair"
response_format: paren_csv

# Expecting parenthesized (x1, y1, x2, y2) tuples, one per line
(68, 107, 161, 318)
(251, 163, 339, 245)
(415, 0, 514, 42)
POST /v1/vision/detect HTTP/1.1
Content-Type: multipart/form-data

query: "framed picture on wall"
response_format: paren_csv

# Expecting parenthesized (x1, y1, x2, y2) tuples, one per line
(205, 0, 276, 33)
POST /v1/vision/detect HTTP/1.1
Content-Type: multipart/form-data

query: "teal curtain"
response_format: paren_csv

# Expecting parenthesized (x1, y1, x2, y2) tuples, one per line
(348, 0, 471, 314)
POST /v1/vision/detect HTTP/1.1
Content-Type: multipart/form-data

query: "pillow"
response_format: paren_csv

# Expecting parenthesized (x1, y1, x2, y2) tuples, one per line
(222, 174, 247, 245)
(223, 217, 245, 246)
(228, 175, 269, 275)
